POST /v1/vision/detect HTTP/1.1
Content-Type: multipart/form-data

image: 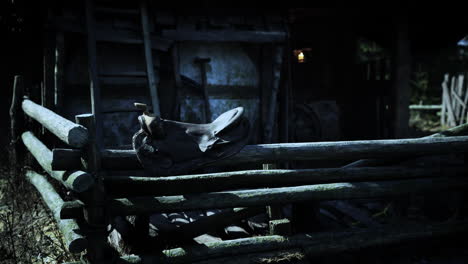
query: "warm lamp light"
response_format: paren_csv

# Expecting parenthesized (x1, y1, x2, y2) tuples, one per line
(297, 51, 305, 63)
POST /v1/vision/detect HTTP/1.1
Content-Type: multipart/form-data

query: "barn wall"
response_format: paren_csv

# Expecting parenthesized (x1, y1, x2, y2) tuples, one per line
(178, 42, 261, 141)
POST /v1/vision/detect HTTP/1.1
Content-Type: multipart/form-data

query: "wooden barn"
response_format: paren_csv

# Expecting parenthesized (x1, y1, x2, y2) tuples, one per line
(2, 3, 468, 264)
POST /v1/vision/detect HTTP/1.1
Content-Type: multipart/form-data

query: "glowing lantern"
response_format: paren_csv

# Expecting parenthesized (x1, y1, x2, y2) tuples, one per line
(297, 51, 305, 63)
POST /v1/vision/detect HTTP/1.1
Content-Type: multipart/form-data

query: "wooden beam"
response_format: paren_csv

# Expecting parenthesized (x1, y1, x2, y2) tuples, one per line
(62, 176, 468, 218)
(21, 131, 94, 193)
(85, 0, 103, 148)
(10, 76, 24, 177)
(22, 99, 89, 148)
(118, 220, 468, 263)
(26, 170, 87, 253)
(53, 135, 468, 170)
(50, 17, 173, 51)
(264, 46, 283, 143)
(140, 0, 161, 116)
(342, 122, 468, 168)
(54, 32, 65, 112)
(162, 29, 287, 43)
(409, 105, 442, 110)
(64, 220, 468, 264)
(51, 148, 83, 170)
(392, 17, 411, 138)
(147, 207, 264, 248)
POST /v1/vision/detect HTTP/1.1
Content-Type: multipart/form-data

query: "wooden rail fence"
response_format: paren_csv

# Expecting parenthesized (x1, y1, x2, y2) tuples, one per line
(9, 76, 468, 263)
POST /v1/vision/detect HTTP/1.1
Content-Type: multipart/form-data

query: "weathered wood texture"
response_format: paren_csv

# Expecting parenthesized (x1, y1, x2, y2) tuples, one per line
(140, 0, 161, 116)
(21, 131, 94, 193)
(21, 99, 89, 148)
(392, 18, 411, 138)
(342, 122, 468, 168)
(409, 105, 442, 110)
(51, 17, 173, 51)
(54, 32, 65, 111)
(162, 29, 287, 43)
(150, 207, 264, 246)
(25, 170, 87, 253)
(62, 176, 468, 218)
(52, 148, 84, 170)
(104, 166, 467, 197)
(116, 220, 468, 263)
(263, 46, 283, 144)
(52, 135, 468, 171)
(85, 0, 104, 148)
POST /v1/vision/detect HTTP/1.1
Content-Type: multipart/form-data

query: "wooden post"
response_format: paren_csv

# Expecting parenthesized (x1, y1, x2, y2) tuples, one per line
(280, 29, 292, 145)
(442, 77, 457, 126)
(85, 0, 104, 148)
(54, 32, 65, 112)
(171, 43, 182, 119)
(392, 16, 411, 138)
(140, 0, 161, 116)
(10, 76, 24, 178)
(41, 10, 56, 149)
(462, 74, 468, 124)
(75, 113, 111, 262)
(264, 46, 284, 143)
(441, 74, 448, 126)
(263, 164, 283, 220)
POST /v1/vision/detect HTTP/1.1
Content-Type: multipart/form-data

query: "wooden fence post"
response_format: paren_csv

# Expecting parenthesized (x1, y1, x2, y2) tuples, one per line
(75, 114, 114, 262)
(9, 75, 24, 178)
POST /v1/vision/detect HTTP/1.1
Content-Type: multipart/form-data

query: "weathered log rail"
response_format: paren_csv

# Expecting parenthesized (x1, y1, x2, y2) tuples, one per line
(25, 170, 87, 253)
(64, 220, 468, 264)
(12, 88, 468, 263)
(104, 166, 468, 197)
(62, 176, 468, 218)
(52, 134, 468, 171)
(22, 98, 89, 148)
(21, 131, 94, 193)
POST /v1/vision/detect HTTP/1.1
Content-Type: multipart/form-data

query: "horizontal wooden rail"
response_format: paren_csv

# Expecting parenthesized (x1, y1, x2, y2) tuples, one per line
(22, 99, 89, 148)
(52, 135, 468, 171)
(61, 177, 468, 218)
(114, 220, 468, 263)
(104, 166, 468, 196)
(21, 131, 94, 193)
(26, 170, 87, 254)
(409, 104, 442, 110)
(343, 122, 468, 168)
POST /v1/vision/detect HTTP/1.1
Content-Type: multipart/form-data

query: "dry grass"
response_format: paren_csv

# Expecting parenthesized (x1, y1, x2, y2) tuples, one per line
(0, 148, 79, 263)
